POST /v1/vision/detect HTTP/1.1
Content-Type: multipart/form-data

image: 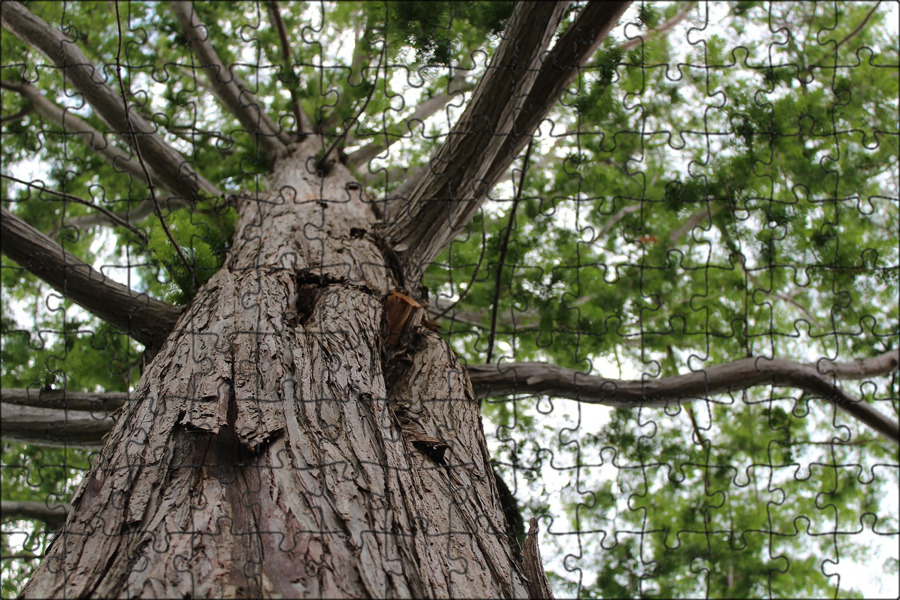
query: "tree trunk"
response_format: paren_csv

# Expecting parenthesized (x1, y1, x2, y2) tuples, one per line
(21, 146, 532, 598)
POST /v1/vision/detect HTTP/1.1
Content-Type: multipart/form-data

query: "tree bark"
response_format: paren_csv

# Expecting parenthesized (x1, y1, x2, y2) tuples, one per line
(19, 142, 533, 598)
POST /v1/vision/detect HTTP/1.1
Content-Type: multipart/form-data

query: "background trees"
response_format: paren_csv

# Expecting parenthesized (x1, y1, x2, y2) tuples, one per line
(2, 1, 897, 597)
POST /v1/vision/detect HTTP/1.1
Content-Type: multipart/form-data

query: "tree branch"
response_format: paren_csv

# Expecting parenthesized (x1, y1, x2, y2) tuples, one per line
(0, 206, 181, 348)
(171, 1, 291, 158)
(266, 0, 310, 135)
(0, 1, 221, 203)
(467, 349, 900, 446)
(1, 388, 130, 412)
(619, 1, 695, 52)
(380, 1, 631, 285)
(2, 174, 150, 243)
(347, 74, 473, 169)
(0, 402, 113, 448)
(0, 79, 154, 185)
(0, 500, 71, 529)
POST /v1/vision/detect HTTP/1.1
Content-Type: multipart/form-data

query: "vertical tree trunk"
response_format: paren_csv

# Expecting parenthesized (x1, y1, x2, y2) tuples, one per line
(21, 146, 531, 598)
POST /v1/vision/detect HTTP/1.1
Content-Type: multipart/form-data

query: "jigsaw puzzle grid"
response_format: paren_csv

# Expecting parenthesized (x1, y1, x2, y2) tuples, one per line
(1, 2, 898, 598)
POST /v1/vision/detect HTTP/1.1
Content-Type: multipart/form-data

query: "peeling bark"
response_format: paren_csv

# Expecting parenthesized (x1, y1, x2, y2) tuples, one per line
(19, 142, 530, 598)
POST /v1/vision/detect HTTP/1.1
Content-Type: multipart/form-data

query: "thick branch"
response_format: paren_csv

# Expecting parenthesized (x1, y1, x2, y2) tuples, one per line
(266, 0, 310, 135)
(468, 350, 900, 446)
(1, 388, 129, 412)
(171, 1, 290, 158)
(483, 1, 632, 190)
(1, 206, 181, 347)
(0, 402, 113, 448)
(0, 501, 71, 529)
(379, 2, 570, 282)
(1, 1, 220, 203)
(381, 1, 631, 284)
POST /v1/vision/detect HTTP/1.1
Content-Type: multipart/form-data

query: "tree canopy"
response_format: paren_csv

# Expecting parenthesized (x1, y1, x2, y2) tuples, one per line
(1, 1, 898, 597)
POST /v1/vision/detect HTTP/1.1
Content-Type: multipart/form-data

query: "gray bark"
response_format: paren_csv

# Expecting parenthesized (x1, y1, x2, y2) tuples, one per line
(381, 1, 631, 285)
(0, 403, 114, 449)
(468, 350, 900, 445)
(18, 142, 533, 598)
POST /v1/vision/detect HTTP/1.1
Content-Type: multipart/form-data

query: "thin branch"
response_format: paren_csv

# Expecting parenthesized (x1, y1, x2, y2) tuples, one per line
(486, 140, 533, 364)
(668, 204, 723, 244)
(347, 75, 473, 169)
(2, 174, 149, 244)
(0, 402, 114, 448)
(1, 500, 71, 529)
(0, 206, 182, 348)
(266, 0, 310, 135)
(321, 22, 373, 133)
(114, 1, 196, 290)
(1, 553, 43, 561)
(431, 209, 488, 322)
(619, 1, 695, 52)
(1, 388, 130, 412)
(0, 79, 156, 186)
(467, 350, 900, 446)
(171, 1, 290, 158)
(0, 1, 221, 203)
(320, 41, 385, 169)
(59, 196, 182, 233)
(831, 1, 881, 53)
(0, 103, 31, 124)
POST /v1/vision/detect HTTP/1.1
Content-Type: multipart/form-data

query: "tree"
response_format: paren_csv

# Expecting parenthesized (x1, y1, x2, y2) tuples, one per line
(1, 1, 897, 598)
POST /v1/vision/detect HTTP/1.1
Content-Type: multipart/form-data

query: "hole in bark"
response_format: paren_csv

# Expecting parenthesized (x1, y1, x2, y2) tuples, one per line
(412, 439, 449, 465)
(294, 270, 347, 326)
(296, 283, 321, 326)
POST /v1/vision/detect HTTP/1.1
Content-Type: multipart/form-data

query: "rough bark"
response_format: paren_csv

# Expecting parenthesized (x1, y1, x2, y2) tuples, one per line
(381, 1, 631, 285)
(0, 206, 182, 348)
(19, 142, 531, 599)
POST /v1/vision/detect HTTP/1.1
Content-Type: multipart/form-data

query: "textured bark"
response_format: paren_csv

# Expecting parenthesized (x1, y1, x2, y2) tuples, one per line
(19, 142, 531, 599)
(381, 1, 631, 285)
(0, 206, 182, 348)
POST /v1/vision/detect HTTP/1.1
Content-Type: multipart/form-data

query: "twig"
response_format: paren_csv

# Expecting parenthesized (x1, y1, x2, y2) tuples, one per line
(114, 1, 196, 290)
(485, 139, 534, 364)
(2, 173, 149, 244)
